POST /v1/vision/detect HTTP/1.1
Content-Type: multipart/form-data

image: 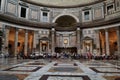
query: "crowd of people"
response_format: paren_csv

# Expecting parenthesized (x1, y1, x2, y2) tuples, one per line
(1, 48, 118, 60)
(21, 51, 119, 60)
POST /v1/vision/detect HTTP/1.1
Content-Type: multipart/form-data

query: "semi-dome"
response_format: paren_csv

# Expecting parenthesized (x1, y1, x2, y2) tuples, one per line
(24, 0, 102, 7)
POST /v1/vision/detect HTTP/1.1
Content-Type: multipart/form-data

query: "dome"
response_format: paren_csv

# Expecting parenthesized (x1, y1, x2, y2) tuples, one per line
(24, 0, 102, 7)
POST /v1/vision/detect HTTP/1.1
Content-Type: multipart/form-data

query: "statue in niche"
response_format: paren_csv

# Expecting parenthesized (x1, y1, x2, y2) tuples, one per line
(86, 45, 89, 51)
(42, 44, 46, 51)
(86, 43, 90, 52)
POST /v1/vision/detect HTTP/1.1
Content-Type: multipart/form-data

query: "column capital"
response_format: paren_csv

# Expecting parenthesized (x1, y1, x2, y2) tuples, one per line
(51, 28, 55, 31)
(94, 30, 100, 33)
(15, 28, 19, 31)
(77, 27, 80, 30)
(5, 26, 10, 29)
(116, 26, 120, 30)
(24, 29, 28, 33)
(34, 30, 38, 33)
(105, 28, 109, 32)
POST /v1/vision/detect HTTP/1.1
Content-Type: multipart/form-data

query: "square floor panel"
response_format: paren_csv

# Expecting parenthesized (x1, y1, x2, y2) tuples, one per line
(48, 67, 83, 73)
(85, 63, 109, 66)
(0, 73, 28, 80)
(54, 63, 78, 66)
(0, 74, 18, 80)
(104, 76, 120, 80)
(39, 75, 90, 80)
(14, 74, 28, 80)
(27, 62, 45, 65)
(90, 67, 120, 73)
(3, 66, 41, 72)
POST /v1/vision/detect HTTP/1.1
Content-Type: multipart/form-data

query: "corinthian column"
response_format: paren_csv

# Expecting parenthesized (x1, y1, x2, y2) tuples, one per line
(14, 28, 18, 56)
(95, 30, 101, 55)
(116, 27, 120, 58)
(77, 27, 81, 54)
(51, 28, 55, 54)
(33, 31, 37, 49)
(105, 29, 110, 55)
(4, 26, 10, 54)
(24, 30, 28, 57)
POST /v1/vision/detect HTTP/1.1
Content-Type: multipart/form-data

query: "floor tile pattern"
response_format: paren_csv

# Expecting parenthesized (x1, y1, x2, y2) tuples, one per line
(90, 67, 120, 73)
(0, 58, 120, 80)
(39, 75, 90, 80)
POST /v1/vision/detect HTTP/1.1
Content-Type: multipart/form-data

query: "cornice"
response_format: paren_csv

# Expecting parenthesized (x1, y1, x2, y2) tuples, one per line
(0, 13, 120, 31)
(79, 18, 120, 29)
(21, 0, 106, 8)
(0, 13, 54, 29)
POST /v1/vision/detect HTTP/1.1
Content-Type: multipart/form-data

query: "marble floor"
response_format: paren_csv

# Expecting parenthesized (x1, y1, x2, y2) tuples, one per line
(0, 58, 120, 80)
